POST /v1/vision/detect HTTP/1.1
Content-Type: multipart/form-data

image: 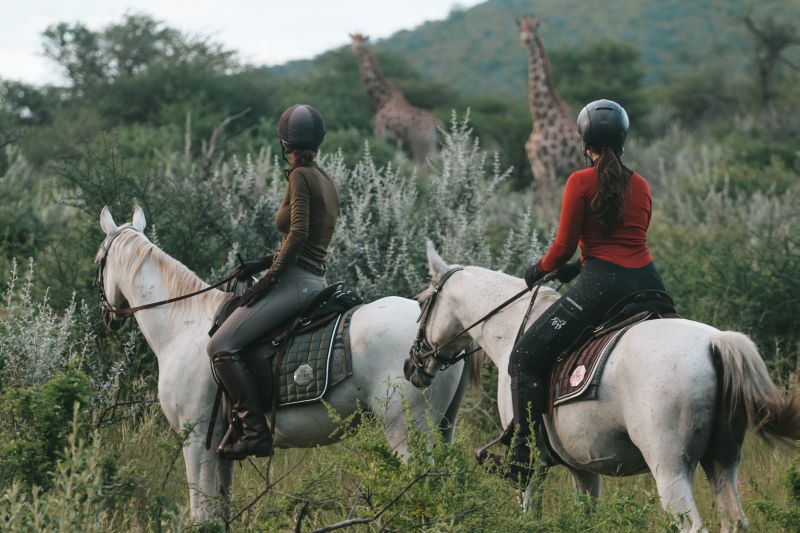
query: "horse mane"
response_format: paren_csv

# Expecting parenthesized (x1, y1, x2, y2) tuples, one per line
(108, 229, 226, 318)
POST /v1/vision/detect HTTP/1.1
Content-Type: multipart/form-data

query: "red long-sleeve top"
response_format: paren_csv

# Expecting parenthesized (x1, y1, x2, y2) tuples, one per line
(539, 167, 653, 272)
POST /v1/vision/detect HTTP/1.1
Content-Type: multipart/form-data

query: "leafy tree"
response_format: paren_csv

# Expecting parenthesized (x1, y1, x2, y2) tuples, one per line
(550, 40, 646, 128)
(42, 14, 236, 94)
(743, 14, 800, 107)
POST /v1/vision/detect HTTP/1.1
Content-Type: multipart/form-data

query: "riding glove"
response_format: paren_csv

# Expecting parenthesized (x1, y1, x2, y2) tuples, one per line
(238, 272, 278, 307)
(555, 260, 582, 283)
(523, 262, 546, 289)
(233, 254, 275, 281)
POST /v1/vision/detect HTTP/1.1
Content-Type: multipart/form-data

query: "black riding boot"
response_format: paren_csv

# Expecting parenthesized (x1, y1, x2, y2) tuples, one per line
(510, 373, 549, 467)
(212, 352, 273, 460)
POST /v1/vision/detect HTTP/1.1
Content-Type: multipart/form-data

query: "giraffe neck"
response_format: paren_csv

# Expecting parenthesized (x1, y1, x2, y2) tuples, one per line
(354, 47, 396, 109)
(525, 32, 566, 126)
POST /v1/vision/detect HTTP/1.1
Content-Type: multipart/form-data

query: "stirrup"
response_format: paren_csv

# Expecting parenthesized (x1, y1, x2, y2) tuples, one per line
(475, 420, 520, 462)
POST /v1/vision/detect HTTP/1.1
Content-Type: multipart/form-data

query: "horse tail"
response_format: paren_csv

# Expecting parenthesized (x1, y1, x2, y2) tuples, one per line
(711, 331, 800, 445)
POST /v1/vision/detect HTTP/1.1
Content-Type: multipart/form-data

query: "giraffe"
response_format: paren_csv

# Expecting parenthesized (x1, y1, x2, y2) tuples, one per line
(350, 34, 442, 164)
(518, 16, 585, 189)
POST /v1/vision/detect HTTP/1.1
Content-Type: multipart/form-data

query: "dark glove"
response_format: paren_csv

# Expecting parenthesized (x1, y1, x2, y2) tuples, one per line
(523, 262, 547, 290)
(238, 273, 277, 307)
(555, 260, 581, 283)
(233, 254, 275, 281)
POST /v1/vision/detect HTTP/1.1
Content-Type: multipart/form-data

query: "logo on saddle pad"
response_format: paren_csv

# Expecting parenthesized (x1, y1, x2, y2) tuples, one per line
(293, 364, 314, 386)
(569, 365, 587, 387)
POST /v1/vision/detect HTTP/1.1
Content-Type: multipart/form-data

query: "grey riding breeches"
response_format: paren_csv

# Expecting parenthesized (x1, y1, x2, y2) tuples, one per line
(207, 265, 327, 357)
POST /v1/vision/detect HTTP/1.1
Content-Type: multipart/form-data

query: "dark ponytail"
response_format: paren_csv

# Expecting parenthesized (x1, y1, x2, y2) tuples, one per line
(590, 148, 632, 235)
(291, 149, 316, 167)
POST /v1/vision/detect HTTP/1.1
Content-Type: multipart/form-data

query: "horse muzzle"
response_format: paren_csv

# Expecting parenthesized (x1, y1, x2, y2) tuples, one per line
(403, 358, 434, 389)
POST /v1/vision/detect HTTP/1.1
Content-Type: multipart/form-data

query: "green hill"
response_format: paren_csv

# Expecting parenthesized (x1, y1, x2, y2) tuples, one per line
(273, 0, 799, 101)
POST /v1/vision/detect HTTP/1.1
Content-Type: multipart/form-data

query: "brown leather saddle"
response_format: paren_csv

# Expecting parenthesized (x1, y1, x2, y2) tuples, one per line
(548, 289, 679, 410)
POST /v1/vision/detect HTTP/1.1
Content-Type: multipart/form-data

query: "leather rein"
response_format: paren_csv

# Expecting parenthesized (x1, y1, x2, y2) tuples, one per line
(96, 227, 236, 323)
(406, 266, 556, 386)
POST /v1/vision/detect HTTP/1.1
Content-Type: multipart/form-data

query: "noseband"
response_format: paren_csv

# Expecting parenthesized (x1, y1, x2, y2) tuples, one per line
(405, 267, 466, 386)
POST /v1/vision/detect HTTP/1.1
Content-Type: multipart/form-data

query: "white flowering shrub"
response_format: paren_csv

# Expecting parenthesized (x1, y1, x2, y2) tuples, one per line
(0, 260, 92, 389)
(181, 113, 545, 301)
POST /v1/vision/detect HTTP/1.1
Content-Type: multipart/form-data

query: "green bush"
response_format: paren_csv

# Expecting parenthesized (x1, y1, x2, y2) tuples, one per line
(0, 369, 91, 489)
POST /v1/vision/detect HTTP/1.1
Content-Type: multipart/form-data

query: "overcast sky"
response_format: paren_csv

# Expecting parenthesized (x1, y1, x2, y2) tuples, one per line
(1, 0, 483, 86)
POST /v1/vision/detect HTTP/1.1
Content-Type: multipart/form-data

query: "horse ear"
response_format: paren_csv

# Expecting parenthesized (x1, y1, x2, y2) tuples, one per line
(426, 240, 449, 282)
(132, 206, 147, 232)
(100, 206, 118, 235)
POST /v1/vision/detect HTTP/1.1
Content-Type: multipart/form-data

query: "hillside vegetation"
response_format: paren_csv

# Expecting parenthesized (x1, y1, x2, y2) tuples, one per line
(1, 3, 800, 531)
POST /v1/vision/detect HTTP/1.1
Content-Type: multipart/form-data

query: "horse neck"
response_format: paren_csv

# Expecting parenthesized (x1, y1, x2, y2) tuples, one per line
(447, 268, 558, 372)
(111, 234, 224, 358)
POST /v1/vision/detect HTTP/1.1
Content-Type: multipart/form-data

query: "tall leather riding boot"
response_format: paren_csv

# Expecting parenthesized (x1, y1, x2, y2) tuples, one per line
(510, 373, 548, 466)
(212, 352, 273, 460)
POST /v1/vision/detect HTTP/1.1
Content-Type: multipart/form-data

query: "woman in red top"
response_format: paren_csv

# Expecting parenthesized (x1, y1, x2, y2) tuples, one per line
(507, 99, 667, 471)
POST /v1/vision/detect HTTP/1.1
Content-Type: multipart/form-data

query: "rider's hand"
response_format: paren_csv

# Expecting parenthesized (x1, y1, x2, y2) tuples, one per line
(555, 260, 581, 283)
(238, 272, 278, 307)
(523, 262, 547, 289)
(233, 254, 275, 281)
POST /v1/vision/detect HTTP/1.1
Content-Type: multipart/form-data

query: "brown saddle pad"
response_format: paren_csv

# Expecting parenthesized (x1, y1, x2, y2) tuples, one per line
(548, 312, 652, 410)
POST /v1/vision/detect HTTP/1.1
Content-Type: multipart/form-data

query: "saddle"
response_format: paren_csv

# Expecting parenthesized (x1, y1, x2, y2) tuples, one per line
(477, 290, 679, 471)
(548, 289, 679, 411)
(206, 277, 362, 450)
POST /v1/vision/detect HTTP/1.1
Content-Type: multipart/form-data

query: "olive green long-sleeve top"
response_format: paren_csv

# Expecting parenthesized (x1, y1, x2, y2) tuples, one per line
(267, 163, 340, 277)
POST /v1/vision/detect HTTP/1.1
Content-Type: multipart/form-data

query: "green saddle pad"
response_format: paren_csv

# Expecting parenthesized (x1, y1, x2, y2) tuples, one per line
(274, 307, 356, 406)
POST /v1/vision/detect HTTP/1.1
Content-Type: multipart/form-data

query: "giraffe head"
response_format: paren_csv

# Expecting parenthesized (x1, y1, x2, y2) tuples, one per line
(349, 33, 368, 52)
(516, 16, 540, 46)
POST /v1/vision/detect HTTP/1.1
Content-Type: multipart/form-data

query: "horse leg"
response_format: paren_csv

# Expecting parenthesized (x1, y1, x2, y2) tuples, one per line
(648, 455, 705, 532)
(701, 457, 747, 533)
(183, 435, 233, 523)
(438, 359, 471, 442)
(569, 468, 600, 513)
(522, 465, 549, 515)
(700, 408, 748, 532)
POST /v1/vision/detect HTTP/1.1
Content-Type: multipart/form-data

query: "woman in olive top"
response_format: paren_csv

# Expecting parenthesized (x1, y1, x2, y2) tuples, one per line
(207, 104, 340, 460)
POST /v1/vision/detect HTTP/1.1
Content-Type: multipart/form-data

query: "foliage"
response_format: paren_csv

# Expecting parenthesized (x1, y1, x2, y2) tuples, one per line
(0, 371, 91, 489)
(0, 412, 136, 532)
(549, 40, 647, 126)
(757, 447, 800, 530)
(0, 259, 94, 390)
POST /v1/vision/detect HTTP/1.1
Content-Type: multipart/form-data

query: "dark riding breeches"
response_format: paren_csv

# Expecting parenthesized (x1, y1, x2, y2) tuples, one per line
(508, 258, 666, 381)
(207, 265, 327, 357)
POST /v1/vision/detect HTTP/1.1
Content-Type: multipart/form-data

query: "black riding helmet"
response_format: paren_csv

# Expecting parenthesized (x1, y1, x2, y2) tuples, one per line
(277, 104, 326, 151)
(577, 99, 629, 156)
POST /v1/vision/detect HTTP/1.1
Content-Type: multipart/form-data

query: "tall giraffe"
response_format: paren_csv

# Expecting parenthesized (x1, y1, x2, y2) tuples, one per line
(518, 17, 585, 188)
(350, 34, 442, 164)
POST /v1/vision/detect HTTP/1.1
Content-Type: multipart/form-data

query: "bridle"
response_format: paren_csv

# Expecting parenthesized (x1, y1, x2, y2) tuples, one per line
(404, 267, 556, 389)
(96, 227, 236, 330)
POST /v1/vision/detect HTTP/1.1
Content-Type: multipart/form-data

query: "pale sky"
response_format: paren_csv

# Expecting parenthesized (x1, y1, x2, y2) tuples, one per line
(1, 0, 483, 86)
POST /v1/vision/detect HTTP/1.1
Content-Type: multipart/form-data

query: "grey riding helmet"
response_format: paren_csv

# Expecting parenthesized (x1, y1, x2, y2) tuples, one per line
(277, 104, 326, 151)
(577, 99, 629, 156)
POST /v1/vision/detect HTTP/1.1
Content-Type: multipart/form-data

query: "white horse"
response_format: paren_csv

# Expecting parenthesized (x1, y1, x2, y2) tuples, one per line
(95, 207, 472, 522)
(411, 243, 799, 533)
